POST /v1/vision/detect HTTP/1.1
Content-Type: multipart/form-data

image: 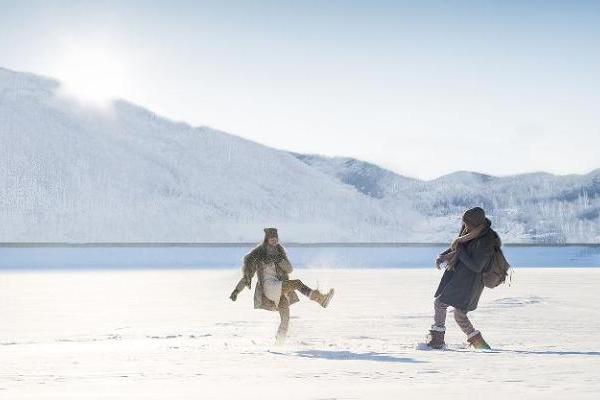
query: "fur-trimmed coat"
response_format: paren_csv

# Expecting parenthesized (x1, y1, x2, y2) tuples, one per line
(238, 243, 300, 311)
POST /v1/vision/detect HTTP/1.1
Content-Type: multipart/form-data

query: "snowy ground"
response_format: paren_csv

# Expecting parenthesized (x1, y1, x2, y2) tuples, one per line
(1, 268, 599, 399)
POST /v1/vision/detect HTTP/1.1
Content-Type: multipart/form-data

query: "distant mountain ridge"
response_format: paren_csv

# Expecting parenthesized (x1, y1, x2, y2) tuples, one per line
(294, 153, 600, 243)
(1, 67, 599, 243)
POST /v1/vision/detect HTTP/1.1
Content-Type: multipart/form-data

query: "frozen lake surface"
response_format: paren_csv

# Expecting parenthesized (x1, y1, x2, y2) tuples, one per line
(1, 268, 599, 399)
(1, 244, 600, 269)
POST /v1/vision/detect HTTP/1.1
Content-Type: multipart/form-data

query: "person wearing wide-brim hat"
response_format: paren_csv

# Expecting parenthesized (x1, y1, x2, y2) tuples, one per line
(230, 228, 334, 343)
(426, 207, 501, 350)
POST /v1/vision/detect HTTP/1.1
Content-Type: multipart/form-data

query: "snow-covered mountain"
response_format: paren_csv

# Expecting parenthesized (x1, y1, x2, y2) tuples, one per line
(296, 154, 600, 243)
(1, 67, 598, 243)
(0, 67, 419, 242)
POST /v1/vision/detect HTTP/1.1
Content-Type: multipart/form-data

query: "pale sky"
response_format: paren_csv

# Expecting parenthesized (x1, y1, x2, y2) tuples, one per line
(1, 0, 599, 179)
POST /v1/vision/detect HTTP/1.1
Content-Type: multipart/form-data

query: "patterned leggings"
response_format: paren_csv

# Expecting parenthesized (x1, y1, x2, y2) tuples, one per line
(433, 297, 476, 336)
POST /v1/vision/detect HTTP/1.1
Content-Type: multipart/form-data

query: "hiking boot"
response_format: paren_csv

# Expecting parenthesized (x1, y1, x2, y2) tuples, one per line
(309, 289, 335, 308)
(467, 331, 491, 350)
(427, 327, 446, 349)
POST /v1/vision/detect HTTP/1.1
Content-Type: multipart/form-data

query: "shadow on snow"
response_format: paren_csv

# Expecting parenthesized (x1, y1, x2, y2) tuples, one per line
(274, 350, 426, 363)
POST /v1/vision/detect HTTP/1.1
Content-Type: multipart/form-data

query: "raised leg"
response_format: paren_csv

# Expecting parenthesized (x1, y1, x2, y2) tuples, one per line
(282, 279, 312, 297)
(282, 279, 334, 308)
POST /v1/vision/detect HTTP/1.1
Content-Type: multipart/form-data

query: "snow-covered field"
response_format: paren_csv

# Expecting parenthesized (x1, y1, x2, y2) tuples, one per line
(1, 268, 599, 399)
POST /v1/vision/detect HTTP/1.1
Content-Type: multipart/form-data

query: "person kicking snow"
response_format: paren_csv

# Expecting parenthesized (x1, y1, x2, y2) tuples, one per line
(229, 228, 334, 343)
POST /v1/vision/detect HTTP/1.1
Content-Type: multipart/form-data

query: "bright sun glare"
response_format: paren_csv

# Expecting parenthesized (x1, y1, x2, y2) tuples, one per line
(51, 42, 130, 106)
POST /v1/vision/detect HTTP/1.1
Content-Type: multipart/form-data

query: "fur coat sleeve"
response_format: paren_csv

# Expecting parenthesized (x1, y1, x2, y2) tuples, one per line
(242, 246, 261, 287)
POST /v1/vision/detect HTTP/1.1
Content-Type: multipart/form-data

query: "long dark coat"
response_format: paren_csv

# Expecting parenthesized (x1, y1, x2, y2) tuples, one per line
(242, 243, 300, 311)
(435, 221, 500, 312)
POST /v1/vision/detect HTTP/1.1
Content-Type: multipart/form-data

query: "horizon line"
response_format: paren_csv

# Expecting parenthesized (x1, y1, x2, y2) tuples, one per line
(1, 242, 598, 248)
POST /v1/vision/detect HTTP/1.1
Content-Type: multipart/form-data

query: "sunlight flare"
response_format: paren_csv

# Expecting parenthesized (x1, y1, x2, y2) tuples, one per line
(50, 41, 130, 106)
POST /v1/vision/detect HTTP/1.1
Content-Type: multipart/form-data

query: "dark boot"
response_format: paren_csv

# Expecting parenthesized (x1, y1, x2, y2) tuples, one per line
(468, 331, 491, 350)
(427, 329, 446, 349)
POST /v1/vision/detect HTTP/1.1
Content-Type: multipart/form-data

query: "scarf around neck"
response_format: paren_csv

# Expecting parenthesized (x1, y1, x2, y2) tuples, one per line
(437, 218, 491, 271)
